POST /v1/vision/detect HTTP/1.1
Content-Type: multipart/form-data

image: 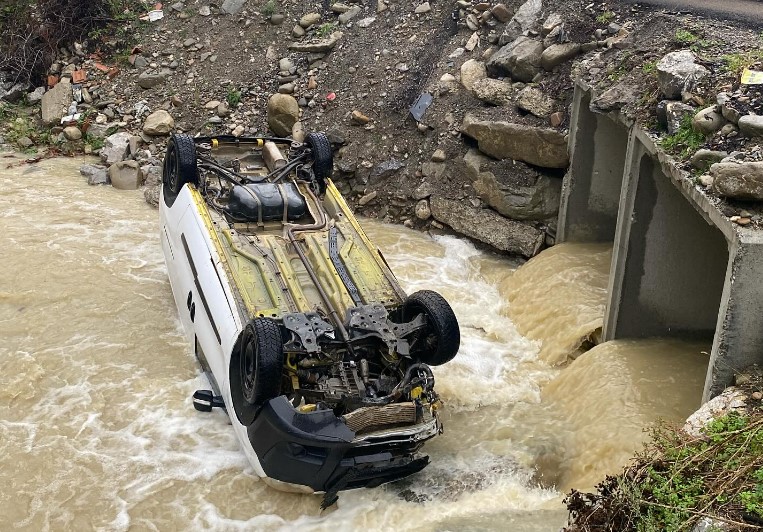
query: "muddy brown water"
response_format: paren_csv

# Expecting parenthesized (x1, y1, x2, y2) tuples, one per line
(0, 155, 709, 531)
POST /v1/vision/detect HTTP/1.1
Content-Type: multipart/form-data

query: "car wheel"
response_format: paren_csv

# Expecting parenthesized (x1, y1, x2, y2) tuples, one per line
(163, 133, 198, 196)
(403, 290, 460, 366)
(305, 132, 332, 193)
(239, 318, 284, 406)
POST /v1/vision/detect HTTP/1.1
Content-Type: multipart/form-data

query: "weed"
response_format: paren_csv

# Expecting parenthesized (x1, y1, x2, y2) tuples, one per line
(674, 29, 697, 45)
(226, 89, 242, 108)
(263, 0, 277, 17)
(642, 61, 657, 74)
(722, 49, 763, 75)
(660, 114, 705, 157)
(85, 134, 105, 151)
(596, 11, 614, 24)
(316, 22, 336, 38)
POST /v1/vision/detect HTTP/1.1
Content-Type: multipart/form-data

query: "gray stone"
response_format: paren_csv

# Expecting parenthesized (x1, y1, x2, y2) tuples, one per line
(499, 0, 542, 46)
(541, 13, 563, 36)
(267, 93, 299, 136)
(26, 86, 46, 103)
(221, 0, 246, 15)
(690, 149, 728, 171)
(109, 160, 143, 190)
(357, 17, 376, 28)
(339, 6, 361, 23)
(540, 43, 581, 71)
(144, 185, 160, 207)
(358, 190, 378, 205)
(0, 81, 28, 103)
(461, 113, 569, 168)
(738, 115, 763, 138)
(717, 93, 742, 124)
(474, 171, 562, 220)
(711, 161, 763, 200)
(414, 2, 431, 14)
(63, 126, 82, 140)
(516, 86, 556, 117)
(590, 79, 641, 113)
(270, 14, 284, 25)
(199, 5, 211, 16)
(80, 164, 109, 185)
(299, 12, 321, 28)
(415, 199, 431, 220)
(143, 110, 174, 136)
(430, 196, 544, 257)
(656, 50, 710, 99)
(100, 132, 131, 165)
(133, 56, 149, 69)
(472, 78, 514, 106)
(137, 71, 169, 89)
(41, 79, 72, 125)
(691, 106, 725, 135)
(691, 517, 729, 532)
(292, 25, 306, 38)
(141, 165, 163, 187)
(656, 100, 695, 134)
(460, 59, 487, 92)
(370, 159, 405, 182)
(486, 36, 543, 83)
(431, 149, 447, 163)
(288, 32, 343, 53)
(17, 136, 33, 149)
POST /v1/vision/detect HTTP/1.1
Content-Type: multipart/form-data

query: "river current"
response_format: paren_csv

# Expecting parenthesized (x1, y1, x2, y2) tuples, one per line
(0, 155, 709, 530)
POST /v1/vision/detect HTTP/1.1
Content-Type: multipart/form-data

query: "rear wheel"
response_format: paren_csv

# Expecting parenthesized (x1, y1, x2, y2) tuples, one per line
(163, 134, 198, 196)
(305, 132, 332, 193)
(403, 290, 460, 366)
(239, 318, 284, 406)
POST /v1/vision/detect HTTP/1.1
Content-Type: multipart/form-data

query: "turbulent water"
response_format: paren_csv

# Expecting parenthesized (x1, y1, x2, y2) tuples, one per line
(0, 155, 709, 530)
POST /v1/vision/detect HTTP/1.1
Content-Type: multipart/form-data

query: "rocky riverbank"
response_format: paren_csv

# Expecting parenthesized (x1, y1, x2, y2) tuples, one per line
(2, 0, 763, 256)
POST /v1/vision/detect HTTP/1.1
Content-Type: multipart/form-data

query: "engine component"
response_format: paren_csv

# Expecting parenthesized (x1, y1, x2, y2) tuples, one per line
(341, 402, 420, 434)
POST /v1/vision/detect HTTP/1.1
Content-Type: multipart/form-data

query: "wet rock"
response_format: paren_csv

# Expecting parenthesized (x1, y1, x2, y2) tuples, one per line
(267, 93, 299, 136)
(499, 0, 542, 46)
(691, 105, 725, 135)
(80, 164, 109, 185)
(430, 196, 544, 257)
(300, 13, 321, 28)
(475, 171, 562, 221)
(288, 32, 343, 53)
(461, 114, 569, 168)
(100, 132, 131, 165)
(656, 100, 695, 134)
(711, 161, 763, 200)
(137, 70, 169, 89)
(690, 149, 727, 171)
(109, 160, 143, 190)
(472, 78, 513, 106)
(41, 79, 72, 125)
(63, 126, 82, 141)
(516, 86, 555, 118)
(486, 36, 543, 83)
(415, 199, 431, 220)
(143, 110, 175, 136)
(221, 0, 246, 15)
(738, 115, 763, 138)
(460, 59, 487, 92)
(144, 185, 160, 207)
(656, 50, 710, 99)
(540, 43, 581, 71)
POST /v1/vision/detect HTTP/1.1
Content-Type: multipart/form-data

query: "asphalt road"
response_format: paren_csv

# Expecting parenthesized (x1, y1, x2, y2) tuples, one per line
(616, 0, 763, 25)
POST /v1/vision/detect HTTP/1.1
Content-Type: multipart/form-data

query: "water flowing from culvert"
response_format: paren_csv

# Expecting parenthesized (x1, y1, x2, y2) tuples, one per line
(0, 155, 709, 531)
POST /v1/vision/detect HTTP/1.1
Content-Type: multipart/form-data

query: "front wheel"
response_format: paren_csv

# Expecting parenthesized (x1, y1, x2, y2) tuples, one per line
(403, 290, 460, 366)
(305, 132, 332, 193)
(163, 133, 198, 196)
(239, 318, 284, 406)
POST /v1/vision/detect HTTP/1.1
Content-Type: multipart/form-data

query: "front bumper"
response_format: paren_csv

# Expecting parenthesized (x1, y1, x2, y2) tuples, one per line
(248, 396, 439, 493)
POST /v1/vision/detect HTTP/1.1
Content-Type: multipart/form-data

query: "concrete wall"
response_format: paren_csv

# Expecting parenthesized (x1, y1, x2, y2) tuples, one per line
(557, 87, 629, 243)
(558, 81, 763, 402)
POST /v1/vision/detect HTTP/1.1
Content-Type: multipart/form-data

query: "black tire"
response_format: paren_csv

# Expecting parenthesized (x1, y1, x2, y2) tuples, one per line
(403, 290, 460, 366)
(305, 132, 332, 193)
(239, 318, 284, 406)
(163, 134, 198, 195)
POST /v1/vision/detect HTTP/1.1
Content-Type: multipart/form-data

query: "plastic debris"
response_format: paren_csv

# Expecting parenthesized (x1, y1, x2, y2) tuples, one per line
(140, 9, 164, 21)
(326, 92, 336, 101)
(409, 92, 433, 122)
(741, 68, 763, 85)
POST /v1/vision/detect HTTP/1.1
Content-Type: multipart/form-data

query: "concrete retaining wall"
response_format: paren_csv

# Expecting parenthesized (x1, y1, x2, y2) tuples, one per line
(558, 81, 763, 402)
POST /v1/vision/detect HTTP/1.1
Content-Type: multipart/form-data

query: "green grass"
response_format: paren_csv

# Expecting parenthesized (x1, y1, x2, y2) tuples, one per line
(642, 61, 657, 74)
(674, 29, 698, 45)
(263, 0, 277, 17)
(596, 11, 614, 24)
(722, 49, 763, 75)
(316, 22, 336, 37)
(226, 89, 242, 108)
(660, 114, 705, 157)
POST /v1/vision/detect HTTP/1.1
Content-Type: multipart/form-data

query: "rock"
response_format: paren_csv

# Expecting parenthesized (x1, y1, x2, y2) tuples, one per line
(656, 100, 695, 134)
(465, 32, 479, 52)
(690, 105, 725, 135)
(461, 114, 569, 168)
(541, 13, 563, 36)
(414, 2, 431, 14)
(332, 3, 351, 13)
(540, 43, 581, 71)
(431, 149, 446, 162)
(460, 59, 487, 92)
(0, 82, 27, 103)
(717, 93, 742, 124)
(63, 126, 82, 141)
(472, 78, 513, 106)
(339, 6, 361, 23)
(430, 196, 544, 257)
(100, 132, 131, 165)
(499, 0, 542, 45)
(738, 115, 763, 138)
(516, 86, 555, 117)
(141, 165, 162, 187)
(549, 111, 564, 127)
(292, 121, 305, 142)
(656, 50, 710, 99)
(711, 161, 763, 200)
(288, 32, 343, 53)
(698, 174, 714, 187)
(270, 14, 285, 25)
(474, 171, 562, 221)
(692, 517, 729, 532)
(491, 3, 511, 23)
(183, 38, 195, 48)
(128, 135, 142, 156)
(80, 164, 109, 185)
(137, 70, 168, 89)
(415, 199, 431, 220)
(299, 12, 321, 28)
(27, 87, 45, 103)
(17, 136, 33, 149)
(690, 149, 728, 171)
(590, 79, 640, 113)
(217, 103, 230, 117)
(205, 100, 221, 109)
(357, 16, 376, 28)
(358, 191, 378, 205)
(351, 110, 371, 125)
(278, 83, 295, 94)
(486, 36, 543, 83)
(292, 25, 306, 38)
(232, 125, 245, 137)
(144, 185, 160, 208)
(370, 159, 405, 182)
(109, 160, 143, 190)
(143, 110, 174, 136)
(199, 5, 211, 16)
(267, 93, 300, 136)
(221, 0, 246, 14)
(41, 79, 72, 125)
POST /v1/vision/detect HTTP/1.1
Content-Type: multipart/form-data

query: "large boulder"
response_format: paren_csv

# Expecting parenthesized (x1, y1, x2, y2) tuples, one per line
(486, 36, 543, 82)
(41, 79, 72, 125)
(656, 100, 695, 134)
(143, 110, 175, 136)
(691, 105, 725, 135)
(429, 196, 544, 257)
(473, 163, 562, 221)
(100, 132, 131, 165)
(516, 86, 556, 117)
(460, 59, 487, 92)
(80, 164, 109, 185)
(471, 78, 514, 106)
(711, 161, 763, 201)
(499, 0, 542, 46)
(738, 115, 763, 138)
(656, 50, 710, 99)
(288, 31, 343, 53)
(541, 43, 581, 71)
(108, 160, 143, 190)
(267, 94, 300, 136)
(461, 114, 569, 168)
